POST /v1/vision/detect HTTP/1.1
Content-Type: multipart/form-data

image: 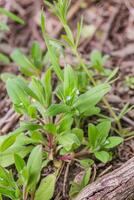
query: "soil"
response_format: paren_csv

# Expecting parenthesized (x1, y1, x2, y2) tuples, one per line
(0, 0, 134, 199)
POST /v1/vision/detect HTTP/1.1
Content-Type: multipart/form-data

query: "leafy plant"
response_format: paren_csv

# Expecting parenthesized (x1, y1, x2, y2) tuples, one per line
(0, 7, 25, 64)
(88, 121, 123, 163)
(0, 0, 126, 199)
(125, 76, 134, 89)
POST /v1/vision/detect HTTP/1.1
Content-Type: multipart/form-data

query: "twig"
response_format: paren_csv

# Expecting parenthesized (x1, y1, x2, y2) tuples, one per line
(54, 191, 62, 200)
(1, 113, 20, 134)
(74, 148, 90, 158)
(56, 162, 65, 182)
(90, 164, 97, 183)
(125, 135, 134, 142)
(0, 108, 14, 128)
(63, 162, 71, 197)
(122, 116, 134, 127)
(99, 165, 112, 177)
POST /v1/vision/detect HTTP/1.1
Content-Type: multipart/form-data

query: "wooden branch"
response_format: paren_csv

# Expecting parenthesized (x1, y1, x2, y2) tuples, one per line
(74, 157, 134, 200)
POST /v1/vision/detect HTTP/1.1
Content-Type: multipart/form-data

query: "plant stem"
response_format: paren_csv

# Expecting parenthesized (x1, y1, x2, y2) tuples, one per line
(23, 186, 27, 200)
(74, 148, 90, 158)
(73, 49, 122, 132)
(31, 192, 35, 200)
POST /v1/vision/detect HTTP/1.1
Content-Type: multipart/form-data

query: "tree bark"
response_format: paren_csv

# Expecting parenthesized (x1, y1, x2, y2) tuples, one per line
(74, 157, 134, 200)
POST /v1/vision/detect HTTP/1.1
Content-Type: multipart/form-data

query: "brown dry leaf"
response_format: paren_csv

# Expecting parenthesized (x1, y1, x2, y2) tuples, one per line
(73, 171, 85, 185)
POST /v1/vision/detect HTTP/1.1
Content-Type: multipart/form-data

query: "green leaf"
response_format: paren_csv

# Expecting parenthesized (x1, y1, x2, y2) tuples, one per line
(62, 34, 74, 47)
(104, 137, 123, 149)
(79, 159, 94, 169)
(42, 69, 52, 107)
(0, 166, 12, 186)
(72, 128, 84, 143)
(46, 104, 71, 116)
(28, 105, 37, 118)
(58, 133, 80, 151)
(14, 154, 25, 173)
(46, 38, 63, 81)
(77, 70, 88, 92)
(31, 41, 42, 69)
(88, 124, 99, 150)
(20, 122, 42, 132)
(0, 53, 10, 64)
(30, 77, 45, 104)
(96, 121, 111, 145)
(55, 84, 64, 101)
(76, 17, 83, 47)
(81, 168, 91, 188)
(0, 145, 33, 168)
(14, 77, 39, 101)
(90, 50, 108, 72)
(41, 12, 63, 81)
(41, 11, 46, 37)
(64, 65, 77, 101)
(69, 182, 81, 198)
(57, 114, 73, 133)
(105, 67, 119, 83)
(0, 167, 20, 199)
(27, 145, 42, 190)
(11, 49, 38, 76)
(64, 25, 74, 46)
(35, 174, 56, 200)
(0, 194, 3, 200)
(44, 124, 57, 135)
(80, 106, 100, 117)
(94, 151, 110, 163)
(0, 134, 17, 152)
(6, 77, 39, 113)
(74, 83, 111, 112)
(69, 168, 91, 198)
(0, 22, 9, 31)
(30, 131, 44, 143)
(0, 8, 25, 24)
(0, 73, 16, 82)
(0, 186, 15, 200)
(6, 85, 29, 113)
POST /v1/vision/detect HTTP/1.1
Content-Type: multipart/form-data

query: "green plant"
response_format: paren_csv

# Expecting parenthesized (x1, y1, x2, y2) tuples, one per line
(125, 76, 134, 89)
(0, 145, 56, 200)
(0, 1, 127, 199)
(0, 7, 25, 64)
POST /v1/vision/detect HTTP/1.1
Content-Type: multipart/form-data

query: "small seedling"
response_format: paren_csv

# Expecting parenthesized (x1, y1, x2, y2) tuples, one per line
(125, 76, 134, 89)
(0, 8, 25, 64)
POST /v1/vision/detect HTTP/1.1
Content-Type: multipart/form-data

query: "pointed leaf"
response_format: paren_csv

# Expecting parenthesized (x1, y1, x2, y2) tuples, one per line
(35, 174, 56, 200)
(104, 137, 123, 149)
(94, 151, 110, 163)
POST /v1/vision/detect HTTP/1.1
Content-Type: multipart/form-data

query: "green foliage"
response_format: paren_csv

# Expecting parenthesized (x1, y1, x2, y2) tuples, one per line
(35, 174, 56, 200)
(90, 50, 109, 72)
(0, 53, 10, 64)
(0, 8, 25, 66)
(125, 76, 134, 89)
(0, 1, 126, 199)
(88, 121, 123, 163)
(0, 8, 25, 25)
(69, 168, 91, 197)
